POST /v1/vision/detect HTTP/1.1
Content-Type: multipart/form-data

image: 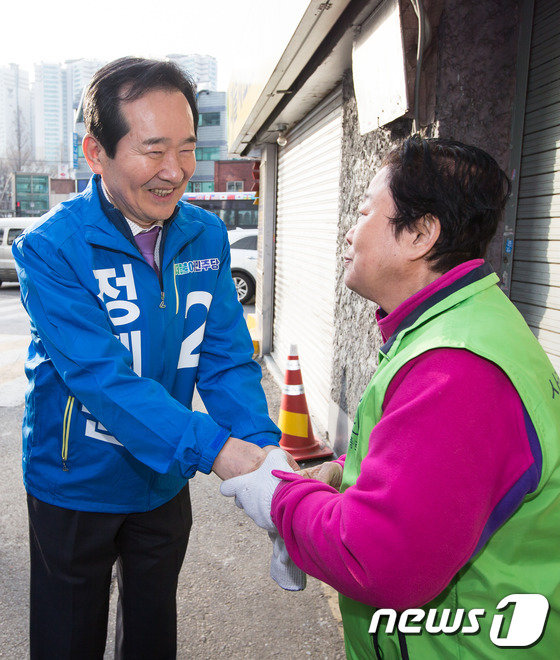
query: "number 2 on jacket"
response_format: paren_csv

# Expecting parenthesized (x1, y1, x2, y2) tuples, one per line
(177, 291, 213, 369)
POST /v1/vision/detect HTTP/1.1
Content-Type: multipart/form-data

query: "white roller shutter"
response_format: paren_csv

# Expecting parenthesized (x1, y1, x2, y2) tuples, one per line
(272, 91, 342, 430)
(512, 0, 560, 373)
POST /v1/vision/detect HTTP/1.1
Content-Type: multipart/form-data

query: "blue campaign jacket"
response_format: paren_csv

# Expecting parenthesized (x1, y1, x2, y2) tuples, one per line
(13, 177, 280, 513)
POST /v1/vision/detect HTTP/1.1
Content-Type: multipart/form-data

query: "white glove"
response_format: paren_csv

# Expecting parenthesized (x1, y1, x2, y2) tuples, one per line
(220, 448, 294, 532)
(269, 531, 307, 591)
(221, 448, 306, 591)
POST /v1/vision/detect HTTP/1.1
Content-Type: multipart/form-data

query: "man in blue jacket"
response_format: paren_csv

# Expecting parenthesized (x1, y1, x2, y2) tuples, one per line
(13, 57, 284, 659)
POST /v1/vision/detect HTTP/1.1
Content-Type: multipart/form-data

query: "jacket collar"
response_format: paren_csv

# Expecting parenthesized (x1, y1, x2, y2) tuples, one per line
(379, 261, 498, 357)
(81, 176, 204, 265)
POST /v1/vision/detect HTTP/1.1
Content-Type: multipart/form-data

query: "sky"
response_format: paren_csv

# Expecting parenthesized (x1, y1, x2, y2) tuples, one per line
(2, 0, 309, 90)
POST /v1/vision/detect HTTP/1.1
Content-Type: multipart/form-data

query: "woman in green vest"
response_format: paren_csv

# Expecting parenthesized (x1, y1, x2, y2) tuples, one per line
(222, 137, 560, 659)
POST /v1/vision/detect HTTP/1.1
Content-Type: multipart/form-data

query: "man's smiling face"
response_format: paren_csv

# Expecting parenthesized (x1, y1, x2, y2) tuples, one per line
(97, 88, 196, 227)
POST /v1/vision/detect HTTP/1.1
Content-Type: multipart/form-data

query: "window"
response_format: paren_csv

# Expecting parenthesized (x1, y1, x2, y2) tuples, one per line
(7, 228, 23, 245)
(184, 197, 258, 229)
(19, 198, 49, 213)
(226, 181, 244, 192)
(230, 235, 257, 251)
(199, 112, 220, 127)
(16, 179, 31, 194)
(237, 209, 258, 228)
(195, 147, 221, 161)
(187, 181, 214, 193)
(32, 178, 49, 194)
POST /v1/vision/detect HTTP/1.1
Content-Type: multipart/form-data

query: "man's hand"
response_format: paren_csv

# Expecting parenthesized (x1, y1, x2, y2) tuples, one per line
(220, 448, 295, 531)
(212, 436, 267, 481)
(297, 461, 343, 490)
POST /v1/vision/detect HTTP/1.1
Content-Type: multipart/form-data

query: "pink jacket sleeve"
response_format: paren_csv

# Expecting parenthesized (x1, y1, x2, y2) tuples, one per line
(271, 348, 536, 610)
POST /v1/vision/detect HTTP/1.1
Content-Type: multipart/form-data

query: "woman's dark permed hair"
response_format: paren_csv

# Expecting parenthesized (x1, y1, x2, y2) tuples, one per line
(83, 57, 199, 159)
(383, 137, 511, 273)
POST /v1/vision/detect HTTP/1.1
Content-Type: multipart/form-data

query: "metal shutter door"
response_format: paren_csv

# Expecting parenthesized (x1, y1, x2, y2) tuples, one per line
(512, 0, 560, 372)
(272, 95, 342, 430)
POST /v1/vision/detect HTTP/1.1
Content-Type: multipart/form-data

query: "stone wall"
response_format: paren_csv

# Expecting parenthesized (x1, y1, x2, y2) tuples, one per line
(434, 0, 520, 268)
(330, 0, 520, 430)
(330, 73, 413, 429)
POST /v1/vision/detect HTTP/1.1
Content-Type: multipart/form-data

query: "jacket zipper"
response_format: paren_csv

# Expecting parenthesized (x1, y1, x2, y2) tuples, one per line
(157, 251, 166, 308)
(173, 260, 179, 314)
(62, 395, 75, 471)
(89, 233, 200, 314)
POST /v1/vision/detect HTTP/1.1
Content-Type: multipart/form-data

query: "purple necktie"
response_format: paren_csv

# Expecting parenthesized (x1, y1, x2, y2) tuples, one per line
(135, 226, 160, 273)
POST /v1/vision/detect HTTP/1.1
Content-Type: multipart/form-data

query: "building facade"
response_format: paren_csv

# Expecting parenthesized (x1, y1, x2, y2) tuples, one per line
(50, 177, 77, 208)
(228, 0, 559, 452)
(33, 63, 73, 167)
(0, 64, 32, 164)
(66, 59, 106, 109)
(13, 172, 49, 217)
(214, 159, 259, 192)
(32, 59, 104, 176)
(188, 90, 228, 192)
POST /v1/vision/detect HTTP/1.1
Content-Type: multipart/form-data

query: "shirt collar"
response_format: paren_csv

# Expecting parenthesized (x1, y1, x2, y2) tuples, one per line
(125, 217, 164, 237)
(95, 174, 178, 240)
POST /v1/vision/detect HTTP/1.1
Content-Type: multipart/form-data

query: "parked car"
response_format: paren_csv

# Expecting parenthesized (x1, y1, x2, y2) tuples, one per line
(0, 217, 35, 287)
(228, 229, 257, 304)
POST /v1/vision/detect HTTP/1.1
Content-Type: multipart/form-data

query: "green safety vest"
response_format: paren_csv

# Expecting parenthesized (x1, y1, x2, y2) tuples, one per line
(339, 267, 560, 659)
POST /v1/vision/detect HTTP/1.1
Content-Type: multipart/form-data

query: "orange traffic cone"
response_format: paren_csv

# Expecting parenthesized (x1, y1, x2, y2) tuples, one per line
(278, 345, 333, 462)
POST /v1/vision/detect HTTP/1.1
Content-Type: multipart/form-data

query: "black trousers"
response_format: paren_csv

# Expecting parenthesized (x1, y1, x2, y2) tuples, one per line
(27, 487, 192, 660)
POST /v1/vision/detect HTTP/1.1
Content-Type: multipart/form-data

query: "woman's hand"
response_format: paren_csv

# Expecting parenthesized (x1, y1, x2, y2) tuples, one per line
(297, 461, 343, 490)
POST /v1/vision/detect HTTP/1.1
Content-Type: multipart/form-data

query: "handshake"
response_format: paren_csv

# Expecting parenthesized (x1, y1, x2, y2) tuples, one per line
(220, 448, 307, 591)
(214, 438, 342, 592)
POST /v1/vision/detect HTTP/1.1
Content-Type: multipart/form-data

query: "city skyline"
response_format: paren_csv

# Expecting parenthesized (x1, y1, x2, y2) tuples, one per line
(0, 53, 219, 86)
(1, 54, 220, 173)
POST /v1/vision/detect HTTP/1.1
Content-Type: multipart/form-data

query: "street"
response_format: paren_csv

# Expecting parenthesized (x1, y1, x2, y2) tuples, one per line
(0, 284, 344, 659)
(0, 284, 29, 408)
